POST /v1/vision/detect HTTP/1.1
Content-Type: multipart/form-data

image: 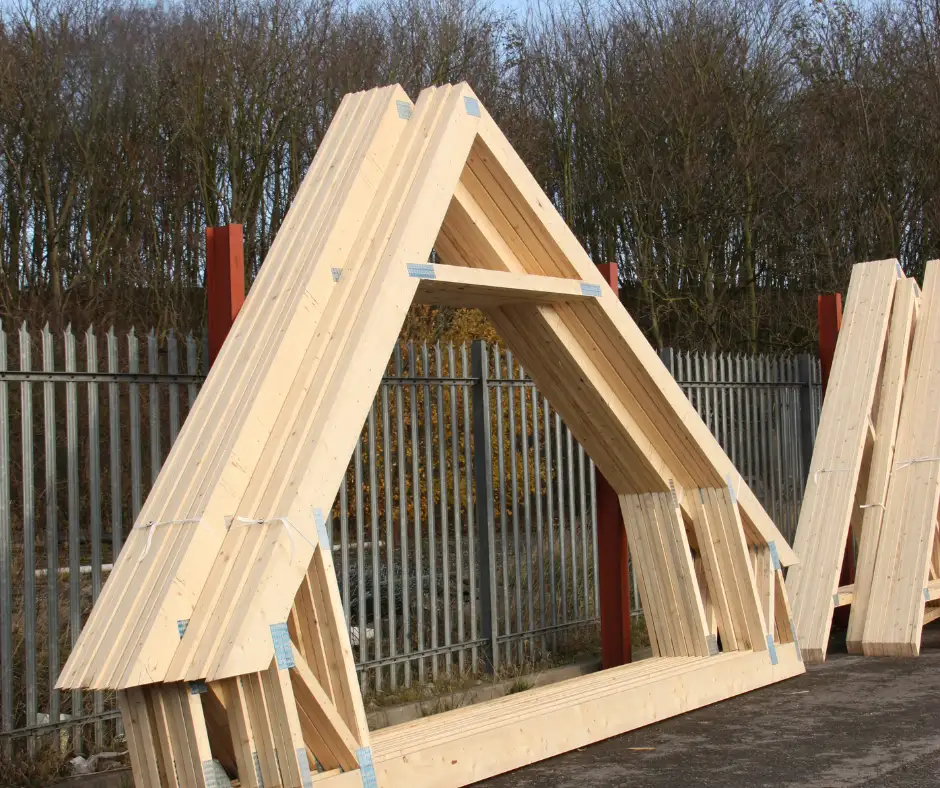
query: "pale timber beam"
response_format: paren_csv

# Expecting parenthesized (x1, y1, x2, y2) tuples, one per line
(847, 278, 918, 653)
(833, 584, 855, 608)
(787, 260, 900, 662)
(288, 644, 361, 772)
(412, 264, 596, 307)
(864, 260, 940, 657)
(365, 646, 803, 788)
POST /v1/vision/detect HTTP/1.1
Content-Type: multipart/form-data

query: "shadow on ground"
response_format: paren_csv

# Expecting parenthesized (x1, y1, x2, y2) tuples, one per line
(479, 623, 940, 788)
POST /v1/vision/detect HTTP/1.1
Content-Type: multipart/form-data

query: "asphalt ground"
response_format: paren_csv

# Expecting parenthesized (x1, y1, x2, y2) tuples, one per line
(479, 623, 940, 787)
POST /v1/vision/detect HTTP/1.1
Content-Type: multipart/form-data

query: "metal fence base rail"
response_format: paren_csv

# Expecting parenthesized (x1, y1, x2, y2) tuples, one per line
(0, 321, 820, 750)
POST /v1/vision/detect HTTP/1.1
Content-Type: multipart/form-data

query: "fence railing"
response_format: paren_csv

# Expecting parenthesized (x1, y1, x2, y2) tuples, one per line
(0, 323, 821, 752)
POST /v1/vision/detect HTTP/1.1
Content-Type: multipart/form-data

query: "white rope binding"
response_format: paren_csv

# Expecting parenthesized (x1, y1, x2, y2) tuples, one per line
(134, 518, 201, 561)
(857, 458, 940, 507)
(893, 456, 940, 472)
(228, 515, 318, 564)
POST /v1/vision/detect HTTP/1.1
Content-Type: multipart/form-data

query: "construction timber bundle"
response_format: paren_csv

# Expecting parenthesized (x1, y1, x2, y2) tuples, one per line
(788, 258, 940, 661)
(58, 83, 804, 788)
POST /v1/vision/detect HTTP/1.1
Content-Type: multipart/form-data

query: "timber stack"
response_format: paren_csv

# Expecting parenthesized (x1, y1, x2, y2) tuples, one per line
(788, 258, 940, 661)
(57, 83, 804, 788)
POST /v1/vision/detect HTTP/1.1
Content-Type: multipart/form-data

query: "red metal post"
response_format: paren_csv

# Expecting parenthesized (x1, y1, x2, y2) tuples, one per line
(595, 262, 632, 667)
(819, 293, 854, 627)
(818, 293, 843, 395)
(206, 224, 246, 367)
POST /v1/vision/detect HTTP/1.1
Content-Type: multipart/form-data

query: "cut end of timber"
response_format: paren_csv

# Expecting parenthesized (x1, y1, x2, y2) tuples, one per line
(845, 639, 864, 655)
(800, 646, 827, 664)
(863, 640, 921, 658)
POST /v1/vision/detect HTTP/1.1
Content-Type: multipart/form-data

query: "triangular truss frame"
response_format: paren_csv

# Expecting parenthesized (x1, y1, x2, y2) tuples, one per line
(60, 83, 804, 788)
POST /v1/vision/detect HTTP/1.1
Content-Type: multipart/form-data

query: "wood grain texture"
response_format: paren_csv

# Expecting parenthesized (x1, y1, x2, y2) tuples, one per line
(846, 278, 919, 652)
(863, 261, 940, 656)
(68, 82, 806, 788)
(366, 646, 803, 788)
(787, 260, 900, 662)
(59, 85, 416, 692)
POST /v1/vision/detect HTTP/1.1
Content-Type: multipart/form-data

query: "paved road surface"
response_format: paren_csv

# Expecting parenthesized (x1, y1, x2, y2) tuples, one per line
(479, 626, 940, 787)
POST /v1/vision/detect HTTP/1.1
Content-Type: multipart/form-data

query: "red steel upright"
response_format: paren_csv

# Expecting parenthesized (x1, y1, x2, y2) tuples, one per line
(818, 293, 854, 626)
(595, 261, 632, 667)
(206, 224, 246, 366)
(818, 293, 843, 394)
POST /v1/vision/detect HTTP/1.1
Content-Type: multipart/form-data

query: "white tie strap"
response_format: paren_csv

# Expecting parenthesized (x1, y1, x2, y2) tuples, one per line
(893, 456, 940, 472)
(134, 518, 201, 561)
(228, 515, 318, 565)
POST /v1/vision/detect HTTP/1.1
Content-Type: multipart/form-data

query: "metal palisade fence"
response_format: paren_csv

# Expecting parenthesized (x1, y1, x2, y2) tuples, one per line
(0, 323, 822, 752)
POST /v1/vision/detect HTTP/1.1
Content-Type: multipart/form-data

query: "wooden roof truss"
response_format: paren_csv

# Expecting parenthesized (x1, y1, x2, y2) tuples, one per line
(788, 258, 940, 661)
(58, 83, 804, 787)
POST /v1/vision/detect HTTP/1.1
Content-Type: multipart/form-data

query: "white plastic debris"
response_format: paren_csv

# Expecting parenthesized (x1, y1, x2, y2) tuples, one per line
(69, 751, 127, 774)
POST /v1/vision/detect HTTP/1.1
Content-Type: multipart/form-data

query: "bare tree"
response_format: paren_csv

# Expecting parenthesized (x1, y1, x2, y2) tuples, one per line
(1, 0, 938, 349)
